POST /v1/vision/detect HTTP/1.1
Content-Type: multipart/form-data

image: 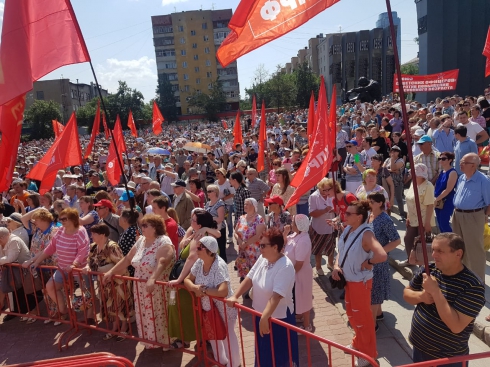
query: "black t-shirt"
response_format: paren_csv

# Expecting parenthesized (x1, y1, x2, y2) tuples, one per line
(482, 108, 490, 128)
(86, 185, 108, 196)
(372, 136, 389, 159)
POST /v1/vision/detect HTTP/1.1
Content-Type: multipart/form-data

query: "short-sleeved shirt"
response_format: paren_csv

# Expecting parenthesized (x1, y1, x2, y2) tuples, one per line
(453, 171, 490, 210)
(408, 264, 485, 359)
(164, 217, 179, 251)
(460, 121, 483, 141)
(308, 190, 334, 234)
(247, 255, 295, 318)
(333, 193, 358, 222)
(405, 180, 436, 227)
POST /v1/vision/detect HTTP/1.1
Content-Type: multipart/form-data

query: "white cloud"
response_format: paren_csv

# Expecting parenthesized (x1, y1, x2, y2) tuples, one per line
(162, 0, 190, 6)
(0, 2, 4, 24)
(96, 56, 157, 100)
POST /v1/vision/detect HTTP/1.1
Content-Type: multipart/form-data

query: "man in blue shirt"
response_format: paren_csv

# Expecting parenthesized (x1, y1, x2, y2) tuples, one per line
(432, 115, 455, 154)
(453, 153, 490, 281)
(453, 125, 478, 175)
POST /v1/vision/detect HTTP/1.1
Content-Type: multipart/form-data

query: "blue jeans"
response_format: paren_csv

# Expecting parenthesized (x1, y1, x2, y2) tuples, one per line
(225, 204, 234, 238)
(296, 202, 309, 216)
(412, 347, 468, 367)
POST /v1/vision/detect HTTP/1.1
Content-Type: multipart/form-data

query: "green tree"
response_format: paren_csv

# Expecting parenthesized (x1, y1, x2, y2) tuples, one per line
(155, 75, 178, 122)
(105, 81, 145, 129)
(401, 63, 419, 75)
(24, 100, 62, 139)
(294, 61, 320, 108)
(264, 66, 297, 110)
(188, 77, 227, 121)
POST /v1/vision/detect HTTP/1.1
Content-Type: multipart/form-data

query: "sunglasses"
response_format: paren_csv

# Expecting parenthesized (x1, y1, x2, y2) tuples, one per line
(59, 217, 68, 222)
(438, 157, 448, 161)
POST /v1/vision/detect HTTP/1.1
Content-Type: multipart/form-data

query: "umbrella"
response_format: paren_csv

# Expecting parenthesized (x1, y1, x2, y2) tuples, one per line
(183, 142, 212, 153)
(147, 147, 171, 155)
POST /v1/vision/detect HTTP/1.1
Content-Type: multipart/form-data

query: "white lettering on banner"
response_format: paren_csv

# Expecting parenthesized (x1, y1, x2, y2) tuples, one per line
(108, 162, 114, 169)
(304, 147, 330, 177)
(280, 0, 298, 10)
(261, 0, 281, 21)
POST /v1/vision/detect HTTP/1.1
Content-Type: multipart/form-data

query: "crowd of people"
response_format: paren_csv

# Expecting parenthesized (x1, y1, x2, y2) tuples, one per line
(1, 88, 490, 367)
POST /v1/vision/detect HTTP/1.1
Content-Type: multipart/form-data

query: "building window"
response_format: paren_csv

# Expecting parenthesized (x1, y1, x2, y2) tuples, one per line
(196, 89, 201, 95)
(194, 55, 199, 60)
(178, 25, 184, 32)
(388, 36, 393, 48)
(183, 74, 189, 80)
(181, 50, 186, 56)
(156, 49, 176, 57)
(180, 37, 185, 44)
(164, 62, 176, 69)
(167, 73, 178, 81)
(204, 47, 210, 54)
(206, 60, 211, 66)
(332, 44, 341, 55)
(154, 26, 173, 34)
(360, 40, 369, 51)
(184, 85, 190, 92)
(206, 72, 212, 78)
(203, 35, 209, 41)
(154, 37, 174, 46)
(196, 78, 201, 84)
(191, 30, 196, 36)
(214, 31, 229, 39)
(36, 91, 44, 100)
(208, 83, 213, 90)
(182, 61, 187, 68)
(418, 15, 427, 35)
(171, 84, 179, 92)
(195, 66, 200, 72)
(373, 38, 382, 50)
(202, 23, 207, 29)
(192, 43, 197, 48)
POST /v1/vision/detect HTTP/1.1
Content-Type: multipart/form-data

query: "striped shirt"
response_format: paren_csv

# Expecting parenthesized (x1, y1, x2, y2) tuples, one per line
(44, 227, 90, 270)
(247, 178, 269, 202)
(408, 264, 485, 359)
(414, 150, 440, 182)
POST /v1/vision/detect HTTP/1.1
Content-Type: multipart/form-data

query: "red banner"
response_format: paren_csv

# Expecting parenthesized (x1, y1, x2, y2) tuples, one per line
(483, 26, 490, 77)
(393, 69, 459, 93)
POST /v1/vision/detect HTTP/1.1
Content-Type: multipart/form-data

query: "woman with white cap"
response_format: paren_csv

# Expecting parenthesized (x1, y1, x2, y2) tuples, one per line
(398, 163, 435, 267)
(184, 236, 239, 367)
(283, 214, 313, 331)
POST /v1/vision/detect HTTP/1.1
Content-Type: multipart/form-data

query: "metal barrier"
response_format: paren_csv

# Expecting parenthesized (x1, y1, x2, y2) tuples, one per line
(4, 352, 134, 366)
(397, 351, 490, 367)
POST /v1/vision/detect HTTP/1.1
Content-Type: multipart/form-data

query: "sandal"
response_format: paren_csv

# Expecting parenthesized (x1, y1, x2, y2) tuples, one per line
(26, 317, 37, 324)
(20, 316, 29, 322)
(115, 331, 128, 342)
(53, 313, 68, 326)
(103, 333, 115, 341)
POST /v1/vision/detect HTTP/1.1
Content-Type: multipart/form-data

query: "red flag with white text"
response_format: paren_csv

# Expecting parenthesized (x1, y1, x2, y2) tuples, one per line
(257, 102, 267, 172)
(128, 110, 138, 138)
(153, 101, 164, 136)
(27, 112, 83, 194)
(0, 95, 26, 192)
(84, 100, 101, 159)
(0, 0, 90, 105)
(217, 0, 340, 67)
(106, 116, 127, 186)
(233, 110, 243, 146)
(287, 76, 333, 208)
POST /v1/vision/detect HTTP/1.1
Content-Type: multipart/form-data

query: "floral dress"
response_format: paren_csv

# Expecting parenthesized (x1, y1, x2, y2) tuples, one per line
(267, 210, 292, 232)
(131, 235, 176, 348)
(235, 214, 265, 278)
(88, 241, 134, 323)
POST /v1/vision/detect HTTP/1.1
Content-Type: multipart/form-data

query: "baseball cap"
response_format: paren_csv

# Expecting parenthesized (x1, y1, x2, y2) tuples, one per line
(199, 236, 218, 254)
(94, 199, 114, 209)
(171, 179, 186, 188)
(414, 129, 425, 137)
(119, 191, 135, 201)
(264, 195, 284, 206)
(416, 135, 433, 144)
(345, 140, 358, 146)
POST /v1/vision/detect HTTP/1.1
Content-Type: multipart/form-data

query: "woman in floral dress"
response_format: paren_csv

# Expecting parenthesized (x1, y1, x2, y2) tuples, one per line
(103, 214, 176, 350)
(264, 195, 292, 232)
(234, 198, 266, 282)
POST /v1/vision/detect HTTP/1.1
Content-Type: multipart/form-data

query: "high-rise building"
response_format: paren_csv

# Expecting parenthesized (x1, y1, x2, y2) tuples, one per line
(416, 0, 490, 102)
(376, 12, 401, 61)
(151, 9, 239, 116)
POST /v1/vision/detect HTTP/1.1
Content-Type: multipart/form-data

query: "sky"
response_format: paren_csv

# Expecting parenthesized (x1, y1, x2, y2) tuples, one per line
(0, 0, 419, 102)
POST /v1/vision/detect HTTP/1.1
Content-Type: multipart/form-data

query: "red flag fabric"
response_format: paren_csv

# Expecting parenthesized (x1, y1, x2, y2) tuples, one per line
(233, 111, 243, 146)
(152, 101, 164, 136)
(251, 94, 257, 129)
(329, 86, 337, 147)
(222, 120, 229, 129)
(257, 102, 267, 172)
(27, 112, 83, 194)
(51, 120, 64, 139)
(106, 116, 127, 186)
(128, 110, 138, 138)
(102, 112, 110, 140)
(0, 95, 26, 192)
(307, 91, 315, 145)
(287, 76, 333, 208)
(84, 100, 101, 159)
(0, 0, 90, 105)
(217, 0, 340, 67)
(484, 26, 490, 77)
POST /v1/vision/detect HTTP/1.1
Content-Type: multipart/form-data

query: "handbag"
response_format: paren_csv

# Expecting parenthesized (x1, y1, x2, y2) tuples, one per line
(435, 198, 445, 210)
(0, 264, 23, 294)
(169, 244, 189, 281)
(201, 301, 227, 341)
(329, 228, 368, 290)
(409, 233, 435, 266)
(22, 268, 43, 295)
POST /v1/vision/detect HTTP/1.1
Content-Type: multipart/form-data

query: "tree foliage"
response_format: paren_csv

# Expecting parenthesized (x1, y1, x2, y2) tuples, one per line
(401, 63, 419, 75)
(24, 100, 62, 139)
(295, 61, 320, 108)
(155, 75, 178, 122)
(188, 77, 227, 121)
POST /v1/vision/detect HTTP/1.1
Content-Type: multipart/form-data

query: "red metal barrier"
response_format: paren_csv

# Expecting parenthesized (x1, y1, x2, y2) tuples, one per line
(4, 352, 134, 366)
(397, 351, 490, 367)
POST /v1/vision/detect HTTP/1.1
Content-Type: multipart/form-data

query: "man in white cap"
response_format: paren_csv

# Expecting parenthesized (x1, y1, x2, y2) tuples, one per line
(412, 129, 425, 156)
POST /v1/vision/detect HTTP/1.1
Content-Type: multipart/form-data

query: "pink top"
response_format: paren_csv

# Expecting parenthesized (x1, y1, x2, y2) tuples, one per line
(44, 227, 90, 269)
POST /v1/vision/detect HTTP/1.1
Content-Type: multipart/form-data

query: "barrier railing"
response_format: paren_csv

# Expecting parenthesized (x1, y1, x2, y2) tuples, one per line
(2, 262, 490, 367)
(4, 352, 134, 366)
(397, 351, 490, 367)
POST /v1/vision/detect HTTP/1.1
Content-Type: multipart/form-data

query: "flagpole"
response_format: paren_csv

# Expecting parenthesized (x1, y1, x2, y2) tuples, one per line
(385, 0, 430, 273)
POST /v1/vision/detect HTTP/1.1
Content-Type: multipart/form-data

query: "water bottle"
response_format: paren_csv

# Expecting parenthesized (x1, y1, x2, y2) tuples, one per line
(169, 289, 176, 306)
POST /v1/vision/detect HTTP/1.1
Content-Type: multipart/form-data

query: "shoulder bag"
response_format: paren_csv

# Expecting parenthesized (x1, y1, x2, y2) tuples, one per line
(169, 243, 189, 281)
(200, 264, 227, 341)
(329, 228, 368, 290)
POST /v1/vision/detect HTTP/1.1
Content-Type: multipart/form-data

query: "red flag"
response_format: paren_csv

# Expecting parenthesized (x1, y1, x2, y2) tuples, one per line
(0, 95, 26, 192)
(307, 91, 315, 145)
(217, 0, 340, 67)
(51, 120, 64, 139)
(251, 94, 257, 128)
(257, 102, 267, 172)
(233, 111, 243, 146)
(484, 26, 490, 77)
(287, 76, 332, 208)
(153, 101, 164, 136)
(0, 0, 90, 105)
(106, 116, 127, 186)
(84, 100, 101, 159)
(128, 110, 138, 138)
(222, 120, 228, 129)
(27, 112, 83, 194)
(102, 112, 110, 140)
(329, 86, 337, 148)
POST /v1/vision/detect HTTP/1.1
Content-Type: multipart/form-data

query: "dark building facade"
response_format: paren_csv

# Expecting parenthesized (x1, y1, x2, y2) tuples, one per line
(416, 0, 490, 102)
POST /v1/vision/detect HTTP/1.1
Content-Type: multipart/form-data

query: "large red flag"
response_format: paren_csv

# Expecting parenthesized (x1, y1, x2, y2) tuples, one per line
(128, 110, 138, 138)
(0, 0, 90, 105)
(52, 119, 64, 139)
(287, 76, 333, 208)
(153, 101, 164, 136)
(102, 112, 110, 140)
(0, 96, 26, 192)
(84, 100, 101, 159)
(217, 0, 340, 67)
(484, 26, 490, 77)
(27, 112, 83, 194)
(251, 94, 257, 129)
(307, 91, 315, 145)
(233, 111, 243, 146)
(257, 102, 267, 172)
(222, 120, 229, 129)
(106, 116, 127, 186)
(329, 86, 337, 148)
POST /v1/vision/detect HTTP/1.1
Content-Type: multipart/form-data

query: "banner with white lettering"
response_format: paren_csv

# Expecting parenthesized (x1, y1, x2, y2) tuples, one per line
(393, 69, 459, 93)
